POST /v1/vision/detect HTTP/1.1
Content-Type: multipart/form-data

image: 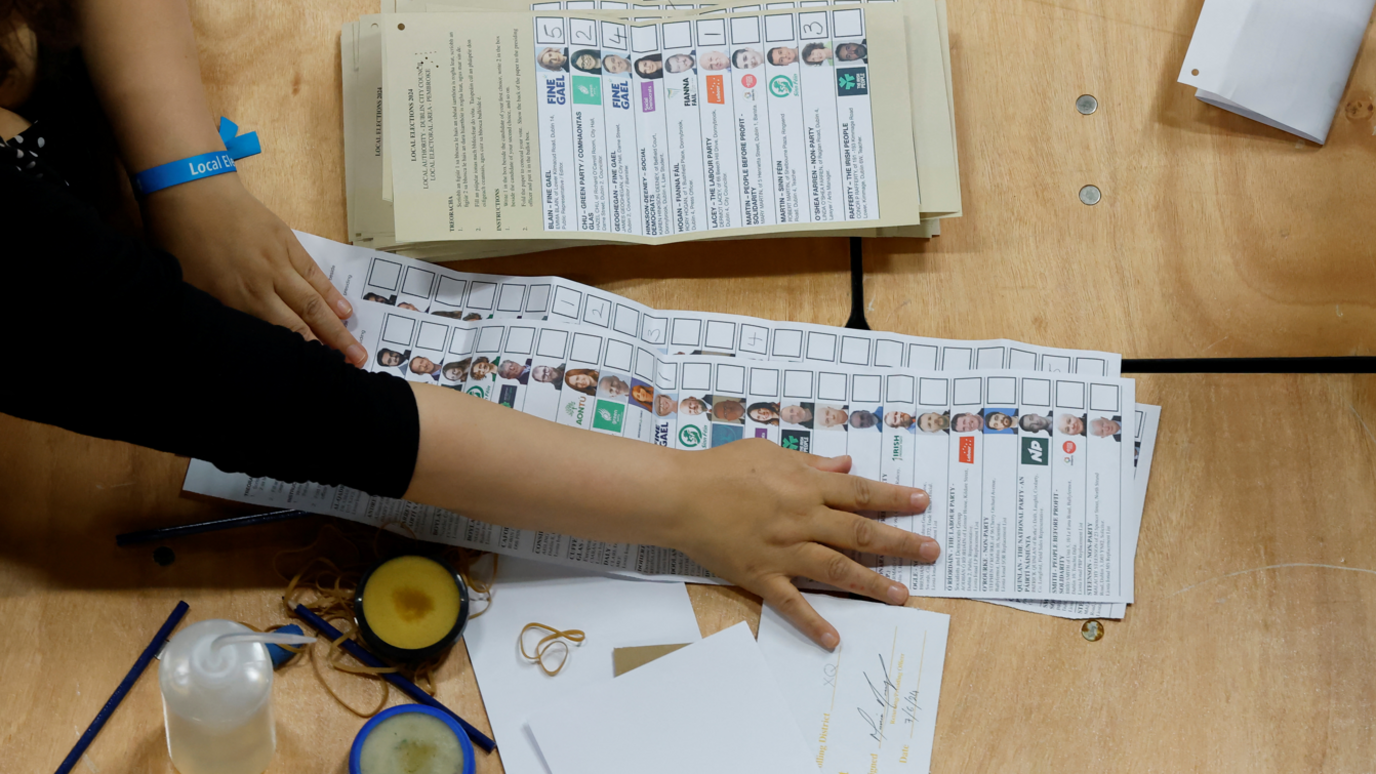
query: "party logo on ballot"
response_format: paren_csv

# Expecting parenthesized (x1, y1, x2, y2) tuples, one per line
(706, 75, 726, 104)
(678, 424, 705, 448)
(573, 76, 602, 105)
(768, 75, 795, 98)
(593, 400, 625, 433)
(498, 385, 518, 409)
(742, 73, 757, 88)
(836, 67, 869, 97)
(1021, 437, 1050, 466)
(780, 430, 811, 454)
(958, 436, 975, 464)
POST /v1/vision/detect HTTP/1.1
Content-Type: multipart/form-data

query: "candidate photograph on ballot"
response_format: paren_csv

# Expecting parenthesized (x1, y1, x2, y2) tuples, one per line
(537, 46, 569, 71)
(982, 408, 1018, 434)
(780, 402, 815, 429)
(950, 412, 985, 433)
(497, 357, 532, 385)
(628, 380, 655, 412)
(815, 403, 849, 431)
(849, 406, 882, 431)
(708, 395, 746, 425)
(564, 367, 600, 396)
(597, 373, 632, 399)
(679, 394, 710, 416)
(747, 402, 780, 425)
(1019, 412, 1053, 434)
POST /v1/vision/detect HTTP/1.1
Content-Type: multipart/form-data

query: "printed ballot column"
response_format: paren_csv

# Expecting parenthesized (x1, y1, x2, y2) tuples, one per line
(726, 12, 777, 227)
(908, 376, 950, 594)
(943, 378, 982, 594)
(1050, 381, 1089, 596)
(566, 17, 613, 232)
(694, 16, 744, 230)
(631, 23, 673, 236)
(595, 17, 644, 236)
(534, 16, 577, 231)
(1015, 379, 1055, 595)
(659, 20, 709, 234)
(978, 378, 1021, 595)
(1083, 382, 1128, 600)
(829, 8, 879, 221)
(795, 9, 845, 223)
(761, 11, 811, 224)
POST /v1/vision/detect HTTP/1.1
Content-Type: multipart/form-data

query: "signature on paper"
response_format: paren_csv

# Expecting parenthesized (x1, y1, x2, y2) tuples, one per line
(856, 654, 897, 744)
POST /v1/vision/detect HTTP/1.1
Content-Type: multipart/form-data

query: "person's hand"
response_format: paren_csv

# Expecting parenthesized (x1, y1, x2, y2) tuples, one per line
(666, 438, 940, 649)
(142, 173, 367, 365)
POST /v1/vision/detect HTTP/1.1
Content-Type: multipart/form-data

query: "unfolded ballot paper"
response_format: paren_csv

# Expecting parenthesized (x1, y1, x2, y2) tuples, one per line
(1178, 0, 1376, 144)
(182, 234, 1160, 617)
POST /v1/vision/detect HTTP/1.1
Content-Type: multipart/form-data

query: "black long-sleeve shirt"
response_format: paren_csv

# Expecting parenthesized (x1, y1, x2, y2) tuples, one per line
(0, 163, 420, 498)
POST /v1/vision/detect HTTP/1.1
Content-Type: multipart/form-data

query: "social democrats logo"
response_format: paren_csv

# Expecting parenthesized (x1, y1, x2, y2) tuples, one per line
(742, 73, 757, 88)
(1021, 437, 1049, 466)
(545, 76, 567, 105)
(768, 75, 795, 97)
(836, 67, 869, 97)
(679, 425, 705, 448)
(572, 75, 602, 105)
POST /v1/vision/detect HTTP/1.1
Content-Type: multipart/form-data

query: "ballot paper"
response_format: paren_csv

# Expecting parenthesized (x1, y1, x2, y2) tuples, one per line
(183, 304, 1136, 604)
(1178, 0, 1376, 144)
(984, 403, 1160, 620)
(381, 4, 920, 243)
(342, 0, 961, 258)
(525, 622, 816, 773)
(757, 593, 950, 774)
(463, 558, 702, 774)
(298, 231, 1121, 377)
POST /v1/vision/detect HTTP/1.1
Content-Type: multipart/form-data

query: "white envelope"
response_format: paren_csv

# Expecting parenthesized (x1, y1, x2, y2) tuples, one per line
(1178, 0, 1376, 144)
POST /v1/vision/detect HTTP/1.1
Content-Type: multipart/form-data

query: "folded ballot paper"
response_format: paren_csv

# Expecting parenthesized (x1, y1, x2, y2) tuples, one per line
(341, 0, 961, 261)
(183, 235, 1160, 619)
(1178, 0, 1376, 144)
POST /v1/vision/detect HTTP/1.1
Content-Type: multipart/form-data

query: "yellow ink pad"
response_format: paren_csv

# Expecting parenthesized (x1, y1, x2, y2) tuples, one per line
(355, 555, 469, 662)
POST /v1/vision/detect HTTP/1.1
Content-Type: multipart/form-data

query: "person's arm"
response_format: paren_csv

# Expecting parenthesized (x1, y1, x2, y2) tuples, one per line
(74, 0, 365, 365)
(3, 166, 940, 650)
(405, 385, 938, 649)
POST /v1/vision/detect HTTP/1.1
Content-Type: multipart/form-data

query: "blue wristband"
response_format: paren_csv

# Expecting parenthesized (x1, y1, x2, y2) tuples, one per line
(130, 117, 262, 196)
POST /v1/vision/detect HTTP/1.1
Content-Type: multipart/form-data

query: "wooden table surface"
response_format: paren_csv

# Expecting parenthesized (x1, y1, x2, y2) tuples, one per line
(4, 1, 1375, 772)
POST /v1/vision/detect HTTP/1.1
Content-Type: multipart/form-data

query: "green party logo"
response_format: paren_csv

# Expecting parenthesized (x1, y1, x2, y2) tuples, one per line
(678, 425, 705, 448)
(768, 75, 795, 97)
(573, 75, 602, 105)
(593, 399, 625, 433)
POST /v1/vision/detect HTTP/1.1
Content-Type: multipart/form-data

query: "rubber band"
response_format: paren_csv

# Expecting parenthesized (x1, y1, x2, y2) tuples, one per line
(519, 623, 586, 676)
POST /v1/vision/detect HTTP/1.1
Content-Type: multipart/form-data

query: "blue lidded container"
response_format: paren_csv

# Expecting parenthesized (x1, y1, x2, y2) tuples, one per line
(349, 704, 476, 774)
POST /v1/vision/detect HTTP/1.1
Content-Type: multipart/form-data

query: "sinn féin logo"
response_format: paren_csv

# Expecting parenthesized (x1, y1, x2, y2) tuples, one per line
(678, 425, 705, 448)
(768, 75, 795, 97)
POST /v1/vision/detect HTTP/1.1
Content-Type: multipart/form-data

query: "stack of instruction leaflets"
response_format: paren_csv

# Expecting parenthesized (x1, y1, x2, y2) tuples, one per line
(341, 0, 961, 261)
(184, 235, 1159, 619)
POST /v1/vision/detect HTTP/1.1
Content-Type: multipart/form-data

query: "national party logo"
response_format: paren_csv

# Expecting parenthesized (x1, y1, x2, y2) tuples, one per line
(1021, 437, 1050, 466)
(573, 75, 602, 105)
(836, 67, 869, 97)
(678, 425, 705, 448)
(768, 75, 795, 97)
(593, 400, 625, 433)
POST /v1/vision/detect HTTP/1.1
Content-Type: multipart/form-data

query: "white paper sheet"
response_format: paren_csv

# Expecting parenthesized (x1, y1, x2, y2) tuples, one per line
(757, 593, 950, 774)
(526, 622, 815, 773)
(1178, 0, 1376, 144)
(464, 558, 702, 774)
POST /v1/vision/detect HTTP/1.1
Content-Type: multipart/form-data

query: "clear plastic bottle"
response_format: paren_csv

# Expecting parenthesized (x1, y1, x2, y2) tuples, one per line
(158, 619, 315, 774)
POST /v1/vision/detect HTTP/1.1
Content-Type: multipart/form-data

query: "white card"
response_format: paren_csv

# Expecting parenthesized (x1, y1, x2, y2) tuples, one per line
(757, 593, 950, 774)
(1178, 0, 1376, 144)
(526, 622, 815, 773)
(465, 558, 702, 774)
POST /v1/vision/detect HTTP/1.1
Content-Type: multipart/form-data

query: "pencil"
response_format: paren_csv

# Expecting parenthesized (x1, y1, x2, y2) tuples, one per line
(291, 603, 497, 753)
(116, 509, 313, 546)
(54, 600, 190, 774)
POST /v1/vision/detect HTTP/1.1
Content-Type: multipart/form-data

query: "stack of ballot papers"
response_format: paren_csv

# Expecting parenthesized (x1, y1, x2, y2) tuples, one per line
(464, 558, 952, 774)
(184, 234, 1161, 621)
(341, 0, 962, 261)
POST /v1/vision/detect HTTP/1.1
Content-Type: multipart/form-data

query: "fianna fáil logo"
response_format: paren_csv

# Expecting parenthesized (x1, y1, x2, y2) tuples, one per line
(678, 425, 705, 448)
(836, 67, 869, 97)
(768, 75, 795, 97)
